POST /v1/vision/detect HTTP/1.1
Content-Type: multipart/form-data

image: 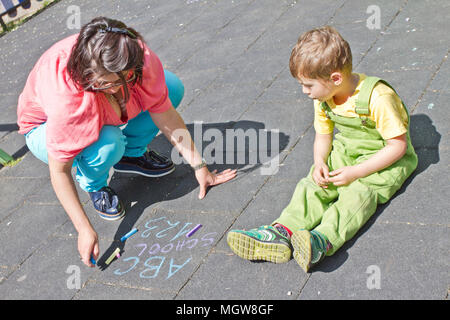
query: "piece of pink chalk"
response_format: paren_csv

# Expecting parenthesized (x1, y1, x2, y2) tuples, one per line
(186, 224, 202, 237)
(116, 253, 121, 258)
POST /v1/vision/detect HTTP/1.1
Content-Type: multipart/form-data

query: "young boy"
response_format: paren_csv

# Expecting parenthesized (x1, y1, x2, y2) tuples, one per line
(227, 26, 418, 272)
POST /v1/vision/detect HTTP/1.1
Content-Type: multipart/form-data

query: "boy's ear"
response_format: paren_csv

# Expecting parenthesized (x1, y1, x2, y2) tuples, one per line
(330, 72, 343, 86)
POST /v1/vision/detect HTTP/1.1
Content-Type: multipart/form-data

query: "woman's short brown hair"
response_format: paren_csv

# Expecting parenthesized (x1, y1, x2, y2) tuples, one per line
(67, 17, 144, 104)
(289, 26, 352, 80)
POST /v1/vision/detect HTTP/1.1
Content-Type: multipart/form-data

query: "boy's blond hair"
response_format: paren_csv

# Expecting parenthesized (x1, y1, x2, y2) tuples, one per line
(289, 26, 352, 80)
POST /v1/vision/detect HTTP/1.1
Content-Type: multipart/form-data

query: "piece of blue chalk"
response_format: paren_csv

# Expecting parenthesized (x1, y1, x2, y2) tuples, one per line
(90, 256, 96, 265)
(120, 228, 138, 242)
(186, 224, 202, 238)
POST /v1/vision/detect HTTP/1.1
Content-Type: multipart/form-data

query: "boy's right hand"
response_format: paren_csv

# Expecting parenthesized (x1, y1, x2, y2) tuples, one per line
(78, 228, 99, 267)
(313, 162, 330, 188)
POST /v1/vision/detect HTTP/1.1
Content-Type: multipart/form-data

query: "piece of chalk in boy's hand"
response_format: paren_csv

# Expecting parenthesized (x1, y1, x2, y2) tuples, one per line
(186, 224, 202, 238)
(90, 256, 97, 265)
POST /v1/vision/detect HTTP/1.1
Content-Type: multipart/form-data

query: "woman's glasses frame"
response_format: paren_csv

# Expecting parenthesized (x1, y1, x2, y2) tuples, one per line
(90, 71, 136, 91)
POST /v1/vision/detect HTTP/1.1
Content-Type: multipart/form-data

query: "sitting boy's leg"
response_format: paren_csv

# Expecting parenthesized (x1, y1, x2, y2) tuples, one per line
(313, 180, 378, 256)
(290, 157, 415, 272)
(227, 168, 337, 264)
(271, 168, 337, 272)
(274, 167, 338, 232)
(227, 225, 292, 263)
(290, 229, 332, 273)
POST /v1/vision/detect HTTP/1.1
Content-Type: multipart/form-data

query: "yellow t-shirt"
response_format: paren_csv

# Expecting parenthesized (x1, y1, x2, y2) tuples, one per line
(314, 73, 408, 140)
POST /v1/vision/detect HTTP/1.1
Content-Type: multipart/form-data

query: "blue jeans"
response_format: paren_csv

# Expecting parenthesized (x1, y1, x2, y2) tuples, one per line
(25, 70, 184, 192)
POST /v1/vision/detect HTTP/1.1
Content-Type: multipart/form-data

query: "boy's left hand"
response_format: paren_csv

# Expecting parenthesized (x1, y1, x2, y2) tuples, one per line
(328, 166, 361, 186)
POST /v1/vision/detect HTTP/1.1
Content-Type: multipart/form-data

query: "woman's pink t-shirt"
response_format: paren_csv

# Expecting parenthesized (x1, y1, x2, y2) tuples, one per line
(17, 33, 172, 162)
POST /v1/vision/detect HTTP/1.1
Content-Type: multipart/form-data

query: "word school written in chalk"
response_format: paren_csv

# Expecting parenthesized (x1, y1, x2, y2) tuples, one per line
(134, 234, 216, 256)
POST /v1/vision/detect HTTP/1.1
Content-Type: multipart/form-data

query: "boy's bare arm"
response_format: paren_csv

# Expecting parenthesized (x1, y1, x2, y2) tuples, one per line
(314, 132, 333, 165)
(313, 133, 333, 187)
(328, 134, 408, 186)
(355, 133, 407, 177)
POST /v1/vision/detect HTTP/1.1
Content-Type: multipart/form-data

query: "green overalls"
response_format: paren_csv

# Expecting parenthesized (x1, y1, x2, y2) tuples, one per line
(274, 77, 418, 255)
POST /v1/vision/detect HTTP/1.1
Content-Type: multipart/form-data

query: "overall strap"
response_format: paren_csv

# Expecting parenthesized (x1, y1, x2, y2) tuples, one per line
(355, 76, 381, 115)
(319, 76, 407, 129)
(320, 100, 332, 115)
(357, 76, 411, 120)
(320, 76, 383, 116)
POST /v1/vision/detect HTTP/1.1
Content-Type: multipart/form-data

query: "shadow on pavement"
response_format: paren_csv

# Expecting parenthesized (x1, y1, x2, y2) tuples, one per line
(97, 120, 290, 270)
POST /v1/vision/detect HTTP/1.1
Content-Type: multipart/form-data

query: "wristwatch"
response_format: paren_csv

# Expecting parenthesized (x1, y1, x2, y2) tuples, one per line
(192, 158, 207, 171)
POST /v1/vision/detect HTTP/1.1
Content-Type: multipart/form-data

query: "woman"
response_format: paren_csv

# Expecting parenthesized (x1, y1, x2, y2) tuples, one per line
(17, 17, 236, 267)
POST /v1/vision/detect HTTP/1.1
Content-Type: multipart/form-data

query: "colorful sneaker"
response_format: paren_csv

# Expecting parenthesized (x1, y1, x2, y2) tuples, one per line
(227, 225, 292, 263)
(290, 229, 332, 272)
(89, 186, 125, 221)
(113, 150, 175, 178)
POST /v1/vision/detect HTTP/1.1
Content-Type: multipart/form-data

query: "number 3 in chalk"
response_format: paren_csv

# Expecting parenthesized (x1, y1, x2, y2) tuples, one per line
(141, 217, 166, 238)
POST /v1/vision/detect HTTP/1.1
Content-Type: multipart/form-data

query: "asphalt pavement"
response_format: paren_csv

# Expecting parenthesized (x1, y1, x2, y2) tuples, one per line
(0, 0, 448, 301)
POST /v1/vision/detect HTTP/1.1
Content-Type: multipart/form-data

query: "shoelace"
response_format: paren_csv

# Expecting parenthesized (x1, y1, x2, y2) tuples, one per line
(95, 187, 115, 211)
(144, 150, 168, 163)
(310, 231, 332, 263)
